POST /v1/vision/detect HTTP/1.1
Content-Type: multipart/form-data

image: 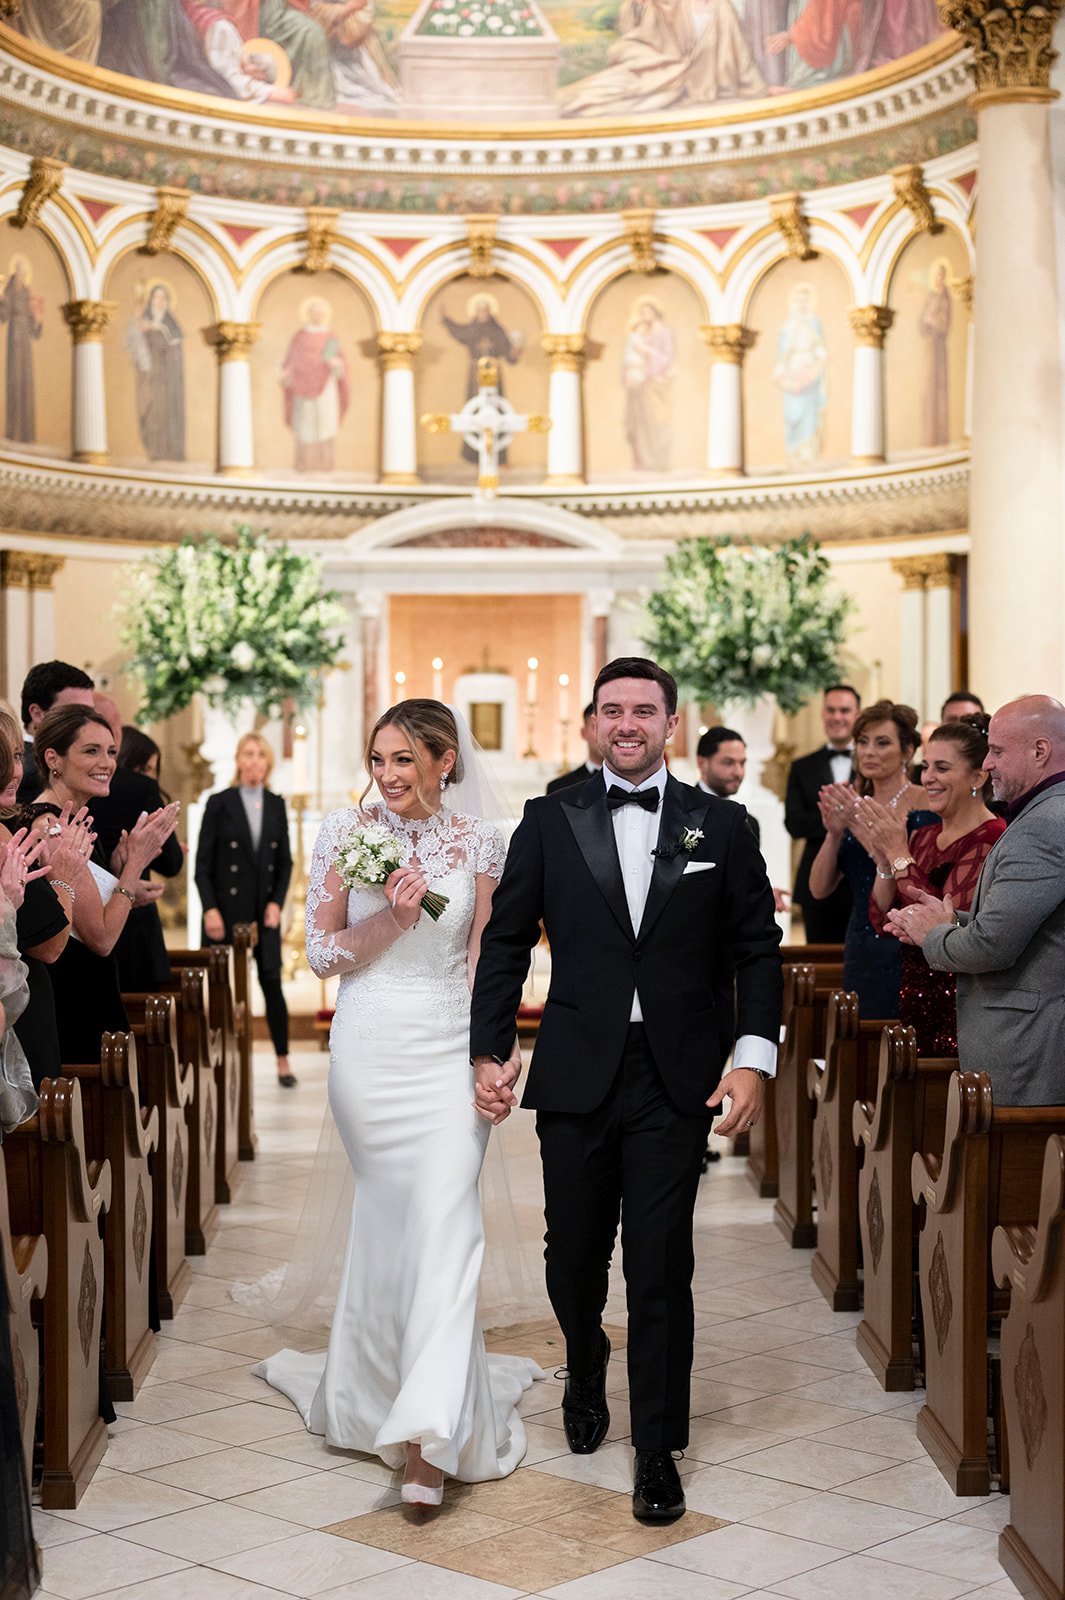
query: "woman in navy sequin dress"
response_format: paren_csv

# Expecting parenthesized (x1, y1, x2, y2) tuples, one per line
(807, 701, 933, 1019)
(864, 715, 1004, 1054)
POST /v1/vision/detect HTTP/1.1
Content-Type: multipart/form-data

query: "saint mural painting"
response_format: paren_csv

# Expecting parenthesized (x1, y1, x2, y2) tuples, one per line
(7, 0, 945, 119)
(0, 255, 42, 446)
(124, 281, 186, 463)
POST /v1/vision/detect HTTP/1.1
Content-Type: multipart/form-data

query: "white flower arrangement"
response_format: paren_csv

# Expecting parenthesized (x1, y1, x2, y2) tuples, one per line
(121, 527, 347, 722)
(417, 0, 543, 37)
(336, 821, 449, 921)
(682, 827, 704, 852)
(642, 534, 852, 716)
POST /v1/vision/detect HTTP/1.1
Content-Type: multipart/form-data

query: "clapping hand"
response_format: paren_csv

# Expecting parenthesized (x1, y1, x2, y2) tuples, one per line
(45, 804, 97, 883)
(0, 828, 49, 910)
(123, 801, 181, 876)
(817, 781, 858, 837)
(850, 795, 908, 868)
(885, 889, 956, 947)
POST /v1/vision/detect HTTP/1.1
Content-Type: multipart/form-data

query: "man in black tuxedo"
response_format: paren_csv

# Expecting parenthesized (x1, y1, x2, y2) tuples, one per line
(17, 660, 95, 803)
(785, 684, 859, 943)
(471, 657, 782, 1523)
(546, 702, 602, 794)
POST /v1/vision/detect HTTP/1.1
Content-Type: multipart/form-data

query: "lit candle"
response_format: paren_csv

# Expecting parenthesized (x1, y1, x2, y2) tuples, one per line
(394, 670, 406, 701)
(291, 723, 309, 795)
(527, 657, 538, 706)
(558, 673, 570, 723)
(432, 657, 444, 701)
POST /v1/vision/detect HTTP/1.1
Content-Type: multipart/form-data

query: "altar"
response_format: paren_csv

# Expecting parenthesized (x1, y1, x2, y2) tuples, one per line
(397, 0, 560, 119)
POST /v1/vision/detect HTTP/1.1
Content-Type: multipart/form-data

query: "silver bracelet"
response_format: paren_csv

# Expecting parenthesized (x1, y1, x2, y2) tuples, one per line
(114, 885, 138, 906)
(50, 877, 77, 903)
(875, 867, 895, 880)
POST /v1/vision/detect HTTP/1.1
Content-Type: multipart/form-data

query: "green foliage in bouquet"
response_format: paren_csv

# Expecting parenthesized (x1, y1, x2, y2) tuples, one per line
(122, 527, 347, 721)
(643, 534, 852, 715)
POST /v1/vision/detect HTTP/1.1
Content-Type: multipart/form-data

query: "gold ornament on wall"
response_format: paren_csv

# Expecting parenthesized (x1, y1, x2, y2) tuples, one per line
(892, 163, 940, 234)
(142, 187, 190, 256)
(0, 551, 64, 589)
(11, 156, 64, 230)
(770, 192, 816, 261)
(376, 331, 422, 370)
(938, 0, 1064, 101)
(466, 214, 498, 279)
(848, 305, 895, 348)
(61, 299, 116, 343)
(0, 1, 23, 16)
(301, 206, 340, 273)
(699, 324, 757, 365)
(622, 208, 657, 274)
(540, 333, 586, 372)
(202, 321, 262, 362)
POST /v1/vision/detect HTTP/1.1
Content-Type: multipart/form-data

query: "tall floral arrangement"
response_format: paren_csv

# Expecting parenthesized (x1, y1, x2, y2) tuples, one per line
(643, 534, 851, 715)
(122, 528, 347, 721)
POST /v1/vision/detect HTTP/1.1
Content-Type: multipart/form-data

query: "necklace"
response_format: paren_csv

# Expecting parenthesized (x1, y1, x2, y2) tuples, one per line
(884, 778, 910, 810)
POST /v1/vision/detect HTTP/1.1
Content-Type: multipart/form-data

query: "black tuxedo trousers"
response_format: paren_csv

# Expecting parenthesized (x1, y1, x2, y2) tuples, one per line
(470, 774, 783, 1448)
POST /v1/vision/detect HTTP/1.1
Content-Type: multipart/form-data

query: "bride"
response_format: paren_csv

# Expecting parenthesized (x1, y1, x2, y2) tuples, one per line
(252, 700, 541, 1506)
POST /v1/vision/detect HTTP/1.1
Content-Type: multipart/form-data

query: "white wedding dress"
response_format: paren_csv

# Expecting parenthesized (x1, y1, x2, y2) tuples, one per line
(253, 801, 541, 1480)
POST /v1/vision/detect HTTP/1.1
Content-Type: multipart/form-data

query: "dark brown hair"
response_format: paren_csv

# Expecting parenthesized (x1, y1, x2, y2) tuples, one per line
(361, 700, 461, 808)
(927, 713, 992, 785)
(0, 707, 20, 813)
(593, 657, 678, 716)
(33, 705, 115, 787)
(852, 700, 920, 797)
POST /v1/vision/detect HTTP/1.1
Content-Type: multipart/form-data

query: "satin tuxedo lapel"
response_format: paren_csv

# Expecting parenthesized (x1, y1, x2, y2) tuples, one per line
(561, 778, 633, 939)
(223, 787, 257, 862)
(638, 778, 711, 941)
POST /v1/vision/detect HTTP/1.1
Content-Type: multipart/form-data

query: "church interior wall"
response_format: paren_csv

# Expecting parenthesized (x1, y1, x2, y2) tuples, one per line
(883, 227, 971, 457)
(0, 226, 73, 459)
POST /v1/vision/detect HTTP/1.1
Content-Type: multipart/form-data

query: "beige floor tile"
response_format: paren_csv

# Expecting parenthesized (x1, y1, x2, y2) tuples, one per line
(164, 1400, 307, 1446)
(117, 1501, 304, 1561)
(839, 1460, 992, 1520)
(689, 1319, 804, 1355)
(31, 1511, 97, 1549)
(538, 1496, 727, 1557)
(806, 1414, 927, 1462)
(707, 1395, 868, 1438)
(648, 1522, 846, 1586)
(171, 1368, 299, 1408)
(431, 1524, 631, 1591)
(750, 1302, 863, 1334)
(249, 1428, 366, 1471)
(141, 1445, 322, 1498)
(780, 1334, 870, 1373)
(950, 1495, 1013, 1532)
(540, 1556, 747, 1598)
(210, 1528, 410, 1596)
(229, 1469, 400, 1525)
(729, 1437, 897, 1490)
(956, 1583, 1023, 1597)
(871, 1522, 1008, 1587)
(202, 1325, 323, 1359)
(303, 1561, 524, 1599)
(684, 1417, 788, 1465)
(331, 1454, 402, 1488)
(162, 1308, 266, 1346)
(770, 1550, 975, 1599)
(706, 1354, 841, 1393)
(528, 1441, 696, 1495)
(456, 1467, 615, 1526)
(512, 1421, 573, 1466)
(102, 1423, 232, 1474)
(51, 1570, 290, 1600)
(688, 1378, 769, 1415)
(680, 1465, 817, 1521)
(113, 1381, 246, 1426)
(39, 1533, 190, 1600)
(326, 1500, 519, 1560)
(144, 1340, 251, 1382)
(49, 1473, 209, 1533)
(745, 1490, 935, 1551)
(790, 1372, 929, 1415)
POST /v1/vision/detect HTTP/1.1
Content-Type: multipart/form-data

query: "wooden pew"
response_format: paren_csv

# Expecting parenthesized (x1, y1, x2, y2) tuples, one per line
(123, 992, 193, 1318)
(911, 1071, 1065, 1494)
(149, 967, 219, 1255)
(64, 1033, 159, 1401)
(0, 1142, 47, 1483)
(170, 946, 240, 1205)
(4, 1077, 112, 1508)
(231, 923, 258, 1161)
(746, 943, 844, 1199)
(773, 962, 844, 1248)
(994, 1134, 1065, 1600)
(807, 992, 885, 1311)
(853, 1029, 954, 1391)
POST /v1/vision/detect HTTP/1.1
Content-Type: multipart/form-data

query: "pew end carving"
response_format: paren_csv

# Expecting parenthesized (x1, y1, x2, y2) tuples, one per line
(124, 991, 193, 1317)
(774, 963, 844, 1248)
(0, 1142, 47, 1483)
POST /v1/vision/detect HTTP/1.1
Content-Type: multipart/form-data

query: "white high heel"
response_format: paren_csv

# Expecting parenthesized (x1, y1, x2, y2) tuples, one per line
(402, 1444, 444, 1507)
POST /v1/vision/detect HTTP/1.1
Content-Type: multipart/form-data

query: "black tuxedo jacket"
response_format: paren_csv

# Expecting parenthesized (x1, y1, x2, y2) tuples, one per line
(194, 787, 292, 974)
(470, 773, 782, 1115)
(785, 746, 850, 906)
(88, 768, 184, 878)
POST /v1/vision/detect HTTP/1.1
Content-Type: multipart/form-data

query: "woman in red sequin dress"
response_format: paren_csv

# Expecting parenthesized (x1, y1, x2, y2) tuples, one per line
(859, 716, 1005, 1055)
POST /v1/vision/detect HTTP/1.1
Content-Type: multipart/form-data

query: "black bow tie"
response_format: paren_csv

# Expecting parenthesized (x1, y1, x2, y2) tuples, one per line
(606, 785, 660, 813)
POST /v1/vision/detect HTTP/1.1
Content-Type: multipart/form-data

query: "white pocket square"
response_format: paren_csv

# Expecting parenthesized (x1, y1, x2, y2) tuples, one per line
(682, 860, 716, 875)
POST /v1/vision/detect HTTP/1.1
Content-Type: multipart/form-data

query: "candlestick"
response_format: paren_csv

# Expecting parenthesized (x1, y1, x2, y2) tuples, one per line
(290, 722, 309, 795)
(432, 657, 444, 701)
(526, 657, 538, 706)
(558, 673, 570, 724)
(394, 670, 406, 701)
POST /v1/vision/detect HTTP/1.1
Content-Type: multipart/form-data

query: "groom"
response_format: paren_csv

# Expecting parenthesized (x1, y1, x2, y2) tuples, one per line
(471, 657, 782, 1522)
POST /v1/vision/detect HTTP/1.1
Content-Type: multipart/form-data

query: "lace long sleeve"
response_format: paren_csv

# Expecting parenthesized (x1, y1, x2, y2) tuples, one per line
(305, 809, 406, 979)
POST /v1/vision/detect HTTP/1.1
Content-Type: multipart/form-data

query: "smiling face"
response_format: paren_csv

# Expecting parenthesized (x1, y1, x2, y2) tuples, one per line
(371, 721, 455, 821)
(698, 739, 747, 797)
(45, 723, 116, 804)
(823, 689, 858, 748)
(854, 719, 909, 785)
(593, 677, 678, 788)
(236, 738, 270, 788)
(0, 736, 20, 808)
(921, 736, 986, 816)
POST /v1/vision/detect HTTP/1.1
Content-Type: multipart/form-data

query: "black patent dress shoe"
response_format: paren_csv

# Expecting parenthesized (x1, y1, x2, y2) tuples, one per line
(562, 1332, 610, 1454)
(632, 1449, 686, 1522)
(277, 1073, 298, 1087)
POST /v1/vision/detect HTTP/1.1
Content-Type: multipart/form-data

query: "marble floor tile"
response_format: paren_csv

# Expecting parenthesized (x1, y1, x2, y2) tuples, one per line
(39, 1533, 190, 1599)
(680, 1464, 818, 1521)
(102, 1423, 232, 1474)
(806, 1414, 928, 1462)
(750, 1302, 864, 1334)
(210, 1529, 411, 1596)
(540, 1556, 747, 1598)
(430, 1524, 631, 1591)
(688, 1319, 805, 1355)
(116, 1501, 305, 1561)
(770, 1550, 975, 1600)
(537, 1498, 727, 1558)
(171, 1367, 300, 1408)
(246, 1428, 367, 1471)
(49, 1473, 209, 1533)
(728, 1437, 897, 1490)
(528, 1441, 697, 1495)
(112, 1380, 247, 1426)
(164, 1400, 307, 1446)
(790, 1371, 930, 1415)
(744, 1489, 935, 1551)
(161, 1307, 265, 1346)
(707, 1395, 869, 1437)
(318, 1565, 525, 1600)
(227, 1468, 400, 1525)
(780, 1335, 870, 1372)
(648, 1522, 847, 1586)
(838, 1460, 991, 1520)
(684, 1417, 788, 1466)
(51, 1570, 293, 1600)
(141, 1445, 322, 1498)
(871, 1522, 1007, 1587)
(143, 1340, 252, 1383)
(950, 1496, 1013, 1532)
(326, 1502, 520, 1561)
(705, 1354, 841, 1393)
(31, 1510, 98, 1549)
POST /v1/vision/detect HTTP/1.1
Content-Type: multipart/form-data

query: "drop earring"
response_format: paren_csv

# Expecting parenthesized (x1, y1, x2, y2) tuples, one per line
(440, 775, 448, 791)
(970, 784, 979, 798)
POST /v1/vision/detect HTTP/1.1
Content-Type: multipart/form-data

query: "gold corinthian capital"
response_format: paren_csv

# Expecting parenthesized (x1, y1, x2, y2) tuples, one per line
(541, 334, 586, 373)
(938, 0, 1065, 105)
(202, 322, 262, 362)
(699, 324, 757, 364)
(61, 300, 116, 343)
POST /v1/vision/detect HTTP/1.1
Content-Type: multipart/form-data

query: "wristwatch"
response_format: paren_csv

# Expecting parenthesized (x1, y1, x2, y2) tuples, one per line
(891, 855, 915, 875)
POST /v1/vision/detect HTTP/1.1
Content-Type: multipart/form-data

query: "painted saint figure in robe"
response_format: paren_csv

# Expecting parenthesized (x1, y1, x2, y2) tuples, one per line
(621, 296, 675, 472)
(0, 257, 44, 446)
(440, 294, 523, 465)
(772, 282, 827, 464)
(125, 282, 186, 462)
(919, 258, 952, 449)
(280, 296, 351, 473)
(764, 0, 942, 88)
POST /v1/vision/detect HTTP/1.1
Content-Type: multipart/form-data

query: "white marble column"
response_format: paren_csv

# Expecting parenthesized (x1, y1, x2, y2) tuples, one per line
(849, 306, 894, 464)
(202, 322, 261, 476)
(699, 324, 756, 475)
(893, 558, 929, 716)
(377, 333, 422, 485)
(541, 335, 585, 485)
(892, 554, 957, 721)
(947, 2, 1065, 702)
(0, 552, 65, 704)
(61, 301, 115, 465)
(955, 276, 974, 441)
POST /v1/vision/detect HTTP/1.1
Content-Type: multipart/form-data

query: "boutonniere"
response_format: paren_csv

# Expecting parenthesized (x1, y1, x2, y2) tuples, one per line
(652, 826, 705, 861)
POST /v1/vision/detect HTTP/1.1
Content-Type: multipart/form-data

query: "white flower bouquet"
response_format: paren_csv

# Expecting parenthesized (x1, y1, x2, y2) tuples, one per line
(417, 0, 543, 37)
(121, 527, 347, 721)
(642, 534, 852, 715)
(336, 822, 449, 921)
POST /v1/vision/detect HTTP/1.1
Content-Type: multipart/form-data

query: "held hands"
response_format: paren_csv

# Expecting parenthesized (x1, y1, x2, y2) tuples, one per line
(384, 866, 428, 931)
(885, 889, 956, 947)
(263, 901, 282, 930)
(472, 1052, 521, 1125)
(707, 1067, 765, 1139)
(818, 781, 858, 837)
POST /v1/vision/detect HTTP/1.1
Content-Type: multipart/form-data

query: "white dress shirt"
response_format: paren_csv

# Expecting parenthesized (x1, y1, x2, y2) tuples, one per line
(602, 764, 776, 1077)
(828, 746, 854, 784)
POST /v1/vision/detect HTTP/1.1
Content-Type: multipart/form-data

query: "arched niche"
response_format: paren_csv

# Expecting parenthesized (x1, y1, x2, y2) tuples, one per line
(584, 270, 709, 480)
(745, 254, 855, 474)
(0, 229, 72, 458)
(102, 251, 217, 471)
(884, 228, 970, 456)
(251, 268, 378, 478)
(416, 274, 548, 484)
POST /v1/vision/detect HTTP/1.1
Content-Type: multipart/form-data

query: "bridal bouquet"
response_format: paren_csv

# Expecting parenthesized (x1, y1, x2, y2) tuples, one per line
(336, 822, 449, 921)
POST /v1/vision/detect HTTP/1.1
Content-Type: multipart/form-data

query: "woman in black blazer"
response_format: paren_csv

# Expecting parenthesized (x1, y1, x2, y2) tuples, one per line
(194, 733, 294, 1085)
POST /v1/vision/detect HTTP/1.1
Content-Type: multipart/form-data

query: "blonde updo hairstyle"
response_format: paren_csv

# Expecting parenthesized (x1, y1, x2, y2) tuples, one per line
(361, 700, 463, 810)
(852, 700, 921, 797)
(231, 732, 274, 787)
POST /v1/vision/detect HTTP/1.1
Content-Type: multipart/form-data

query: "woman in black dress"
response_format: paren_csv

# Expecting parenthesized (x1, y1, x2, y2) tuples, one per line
(106, 724, 185, 993)
(195, 732, 294, 1085)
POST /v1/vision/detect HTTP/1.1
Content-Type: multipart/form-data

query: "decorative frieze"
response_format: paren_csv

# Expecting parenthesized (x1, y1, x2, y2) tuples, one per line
(939, 0, 1064, 103)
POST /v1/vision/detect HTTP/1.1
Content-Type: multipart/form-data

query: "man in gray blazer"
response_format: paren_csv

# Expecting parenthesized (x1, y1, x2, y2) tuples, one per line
(888, 695, 1065, 1106)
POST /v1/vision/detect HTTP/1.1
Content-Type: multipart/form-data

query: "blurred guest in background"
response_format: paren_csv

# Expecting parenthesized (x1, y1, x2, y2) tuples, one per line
(785, 685, 859, 943)
(547, 703, 603, 794)
(17, 659, 94, 803)
(941, 690, 984, 721)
